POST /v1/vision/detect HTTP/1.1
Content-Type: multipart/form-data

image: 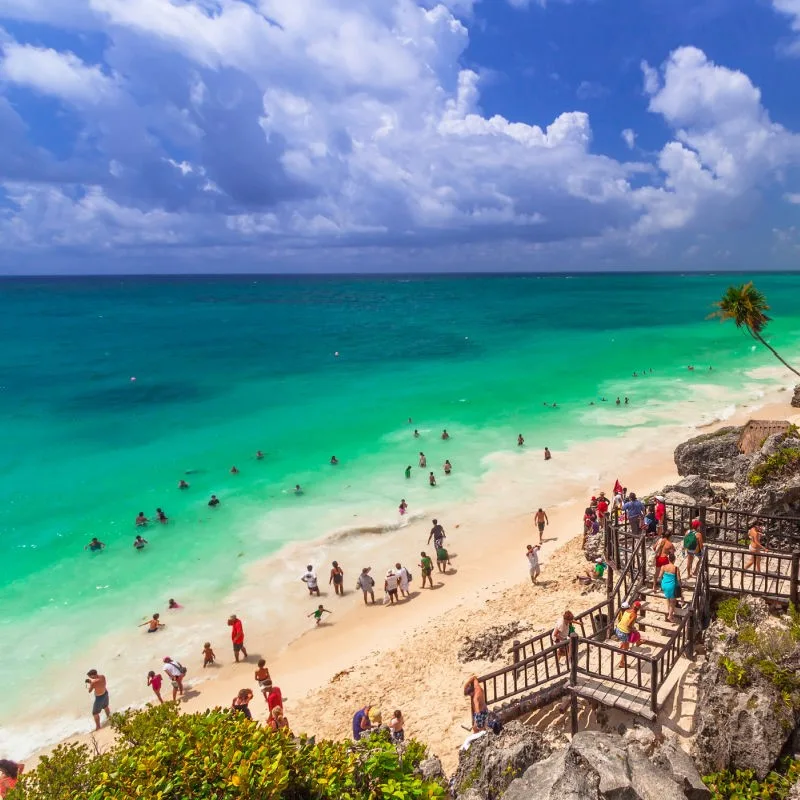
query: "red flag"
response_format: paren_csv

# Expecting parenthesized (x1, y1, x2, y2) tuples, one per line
(613, 479, 623, 496)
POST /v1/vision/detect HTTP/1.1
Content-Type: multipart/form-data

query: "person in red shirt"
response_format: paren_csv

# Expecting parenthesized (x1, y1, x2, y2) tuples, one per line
(227, 614, 248, 662)
(267, 685, 283, 713)
(655, 496, 666, 534)
(147, 670, 164, 704)
(596, 493, 609, 521)
(0, 760, 23, 798)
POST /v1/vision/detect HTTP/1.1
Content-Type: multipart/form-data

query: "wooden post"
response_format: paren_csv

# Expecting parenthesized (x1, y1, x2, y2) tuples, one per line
(512, 640, 521, 690)
(687, 611, 695, 659)
(650, 659, 658, 716)
(569, 634, 579, 736)
(790, 552, 800, 608)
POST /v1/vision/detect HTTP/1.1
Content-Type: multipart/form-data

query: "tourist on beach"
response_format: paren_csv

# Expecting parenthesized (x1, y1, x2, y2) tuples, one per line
(256, 450, 264, 460)
(255, 660, 272, 700)
(389, 710, 405, 743)
(301, 565, 320, 596)
(518, 434, 525, 447)
(660, 553, 681, 622)
(140, 613, 164, 633)
(577, 557, 606, 584)
(429, 471, 436, 486)
(330, 455, 339, 465)
(652, 530, 675, 590)
(444, 459, 452, 475)
(133, 535, 148, 551)
(683, 519, 704, 578)
(179, 479, 189, 489)
(0, 760, 23, 798)
(227, 614, 248, 662)
(744, 524, 768, 572)
(135, 511, 149, 527)
(428, 519, 446, 549)
(352, 706, 373, 740)
(156, 508, 168, 523)
(419, 452, 426, 468)
(357, 567, 376, 604)
(463, 676, 488, 733)
(267, 685, 283, 714)
(442, 429, 450, 440)
(399, 499, 408, 515)
(395, 562, 411, 598)
(268, 706, 290, 733)
(614, 601, 640, 667)
(623, 492, 645, 533)
(230, 466, 239, 475)
(86, 669, 110, 730)
(163, 657, 185, 700)
(405, 465, 412, 479)
(552, 610, 575, 666)
(544, 447, 551, 460)
(384, 570, 400, 604)
(534, 508, 548, 544)
(147, 670, 164, 704)
(232, 688, 254, 719)
(436, 545, 451, 573)
(309, 604, 332, 625)
(655, 495, 667, 534)
(208, 494, 220, 507)
(419, 551, 434, 588)
(202, 642, 216, 667)
(330, 561, 344, 596)
(168, 598, 182, 609)
(526, 544, 541, 584)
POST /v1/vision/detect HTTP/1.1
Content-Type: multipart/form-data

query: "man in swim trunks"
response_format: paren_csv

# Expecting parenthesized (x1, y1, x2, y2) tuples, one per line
(428, 519, 446, 550)
(441, 429, 450, 440)
(139, 613, 164, 633)
(419, 551, 434, 589)
(133, 535, 148, 551)
(301, 565, 320, 596)
(534, 508, 548, 544)
(255, 660, 272, 701)
(208, 494, 220, 507)
(85, 537, 105, 552)
(463, 675, 488, 733)
(227, 614, 248, 662)
(518, 434, 524, 446)
(86, 669, 110, 730)
(135, 512, 148, 527)
(329, 561, 344, 596)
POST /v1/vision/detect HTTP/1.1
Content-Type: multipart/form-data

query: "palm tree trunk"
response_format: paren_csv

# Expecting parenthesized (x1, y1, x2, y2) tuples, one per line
(751, 329, 800, 377)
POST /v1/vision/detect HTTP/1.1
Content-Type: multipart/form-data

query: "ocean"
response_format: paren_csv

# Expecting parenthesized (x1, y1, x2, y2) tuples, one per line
(2, 272, 800, 755)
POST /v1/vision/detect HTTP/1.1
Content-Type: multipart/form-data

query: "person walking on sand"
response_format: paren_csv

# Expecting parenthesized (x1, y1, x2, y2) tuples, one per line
(202, 642, 216, 667)
(255, 659, 272, 701)
(227, 614, 248, 662)
(419, 551, 434, 588)
(395, 562, 411, 598)
(329, 561, 344, 596)
(744, 523, 768, 572)
(384, 570, 400, 604)
(86, 669, 110, 730)
(163, 657, 185, 700)
(552, 610, 574, 667)
(660, 553, 681, 622)
(419, 452, 426, 468)
(683, 519, 704, 578)
(463, 675, 488, 733)
(534, 508, 548, 544)
(357, 567, 376, 604)
(526, 544, 541, 583)
(428, 519, 446, 549)
(436, 544, 451, 573)
(301, 565, 320, 596)
(147, 670, 164, 704)
(308, 604, 332, 626)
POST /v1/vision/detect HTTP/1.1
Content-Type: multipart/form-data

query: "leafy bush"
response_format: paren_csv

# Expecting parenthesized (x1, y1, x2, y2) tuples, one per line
(716, 598, 752, 627)
(748, 447, 800, 487)
(703, 758, 800, 799)
(11, 704, 445, 800)
(720, 656, 750, 689)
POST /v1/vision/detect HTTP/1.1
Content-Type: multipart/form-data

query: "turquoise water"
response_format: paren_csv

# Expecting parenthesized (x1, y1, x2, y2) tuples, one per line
(2, 273, 800, 749)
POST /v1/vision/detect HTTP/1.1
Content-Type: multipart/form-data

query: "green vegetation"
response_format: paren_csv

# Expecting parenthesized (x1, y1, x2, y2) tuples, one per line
(709, 282, 800, 378)
(720, 656, 750, 688)
(11, 704, 445, 800)
(703, 758, 800, 799)
(716, 598, 752, 627)
(748, 447, 800, 487)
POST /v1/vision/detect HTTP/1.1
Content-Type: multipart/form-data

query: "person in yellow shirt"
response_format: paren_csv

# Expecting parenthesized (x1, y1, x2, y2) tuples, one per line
(614, 601, 640, 667)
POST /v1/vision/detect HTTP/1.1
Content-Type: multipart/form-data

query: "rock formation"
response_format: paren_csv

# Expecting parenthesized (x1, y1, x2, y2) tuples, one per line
(792, 384, 800, 409)
(458, 622, 533, 663)
(673, 427, 743, 481)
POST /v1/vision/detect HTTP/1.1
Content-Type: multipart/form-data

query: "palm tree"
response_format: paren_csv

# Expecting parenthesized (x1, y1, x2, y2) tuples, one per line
(709, 282, 800, 377)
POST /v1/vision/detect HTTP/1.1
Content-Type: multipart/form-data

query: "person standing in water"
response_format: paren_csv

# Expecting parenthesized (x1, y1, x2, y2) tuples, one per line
(156, 508, 168, 523)
(330, 456, 339, 465)
(301, 565, 320, 596)
(178, 479, 190, 489)
(429, 472, 436, 486)
(441, 429, 450, 440)
(208, 494, 220, 507)
(135, 512, 149, 527)
(398, 499, 408, 515)
(534, 508, 548, 544)
(86, 669, 110, 730)
(419, 452, 426, 468)
(518, 434, 525, 447)
(256, 450, 264, 460)
(414, 429, 420, 438)
(85, 537, 105, 552)
(444, 460, 452, 475)
(133, 535, 148, 551)
(405, 465, 412, 479)
(329, 561, 344, 596)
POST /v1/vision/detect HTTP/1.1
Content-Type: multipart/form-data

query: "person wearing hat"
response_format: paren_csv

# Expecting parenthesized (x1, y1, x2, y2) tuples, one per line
(368, 708, 383, 728)
(683, 519, 704, 578)
(596, 493, 609, 521)
(163, 657, 185, 700)
(384, 570, 399, 605)
(745, 523, 768, 573)
(356, 567, 375, 605)
(613, 602, 640, 667)
(227, 614, 248, 662)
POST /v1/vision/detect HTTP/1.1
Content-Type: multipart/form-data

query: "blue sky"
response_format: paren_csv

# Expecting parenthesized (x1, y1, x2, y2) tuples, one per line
(1, 0, 800, 273)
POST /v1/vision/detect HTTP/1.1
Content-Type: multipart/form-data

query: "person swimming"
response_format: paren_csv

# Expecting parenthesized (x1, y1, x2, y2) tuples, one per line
(135, 512, 148, 527)
(178, 479, 189, 489)
(230, 466, 239, 474)
(85, 537, 105, 552)
(156, 508, 168, 523)
(208, 494, 220, 507)
(294, 484, 303, 495)
(256, 450, 264, 460)
(441, 429, 450, 440)
(330, 456, 339, 465)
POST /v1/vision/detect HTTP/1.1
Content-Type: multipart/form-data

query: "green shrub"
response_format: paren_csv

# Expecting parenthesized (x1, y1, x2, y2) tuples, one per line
(716, 598, 752, 627)
(720, 656, 750, 688)
(11, 704, 445, 800)
(703, 758, 800, 799)
(748, 447, 800, 487)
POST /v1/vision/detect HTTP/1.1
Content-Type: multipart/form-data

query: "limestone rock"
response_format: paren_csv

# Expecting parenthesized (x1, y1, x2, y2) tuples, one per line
(673, 427, 743, 480)
(788, 777, 800, 800)
(500, 730, 709, 800)
(458, 622, 533, 663)
(662, 476, 713, 503)
(451, 721, 552, 799)
(791, 384, 800, 409)
(664, 491, 699, 508)
(417, 755, 446, 784)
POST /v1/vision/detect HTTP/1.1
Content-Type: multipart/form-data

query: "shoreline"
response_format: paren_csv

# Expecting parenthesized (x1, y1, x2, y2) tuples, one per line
(15, 366, 800, 768)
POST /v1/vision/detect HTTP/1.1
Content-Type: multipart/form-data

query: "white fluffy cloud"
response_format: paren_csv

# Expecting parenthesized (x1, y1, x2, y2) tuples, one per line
(0, 1, 798, 269)
(621, 129, 636, 149)
(773, 0, 800, 54)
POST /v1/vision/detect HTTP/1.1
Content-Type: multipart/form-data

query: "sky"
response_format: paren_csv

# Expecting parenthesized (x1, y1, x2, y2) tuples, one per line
(1, 0, 800, 273)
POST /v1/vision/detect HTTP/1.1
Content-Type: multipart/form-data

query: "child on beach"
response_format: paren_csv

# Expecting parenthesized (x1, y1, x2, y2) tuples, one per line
(389, 710, 405, 742)
(436, 545, 451, 573)
(308, 605, 332, 626)
(255, 660, 272, 701)
(231, 688, 254, 720)
(139, 613, 164, 633)
(202, 642, 216, 667)
(146, 671, 164, 704)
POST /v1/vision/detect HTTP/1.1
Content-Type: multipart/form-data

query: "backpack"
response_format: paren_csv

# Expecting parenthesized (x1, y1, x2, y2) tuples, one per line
(406, 570, 413, 582)
(488, 712, 503, 735)
(683, 531, 697, 551)
(176, 662, 188, 676)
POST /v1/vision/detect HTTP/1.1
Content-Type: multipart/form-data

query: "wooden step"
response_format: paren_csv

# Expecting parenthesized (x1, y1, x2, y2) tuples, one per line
(572, 676, 655, 721)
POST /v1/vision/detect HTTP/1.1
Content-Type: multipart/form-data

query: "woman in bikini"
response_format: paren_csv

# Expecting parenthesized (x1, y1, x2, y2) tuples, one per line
(652, 530, 675, 590)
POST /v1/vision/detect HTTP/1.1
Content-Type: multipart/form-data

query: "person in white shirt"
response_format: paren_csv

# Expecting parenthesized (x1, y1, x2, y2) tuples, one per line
(551, 610, 574, 666)
(526, 544, 541, 583)
(301, 565, 320, 596)
(384, 570, 400, 605)
(394, 562, 410, 598)
(163, 657, 185, 701)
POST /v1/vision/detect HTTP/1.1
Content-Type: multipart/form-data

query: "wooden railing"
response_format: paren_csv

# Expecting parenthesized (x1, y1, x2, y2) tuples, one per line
(480, 640, 568, 705)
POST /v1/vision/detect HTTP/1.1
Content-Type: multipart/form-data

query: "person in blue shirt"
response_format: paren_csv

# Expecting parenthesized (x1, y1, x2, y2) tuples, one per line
(623, 492, 645, 533)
